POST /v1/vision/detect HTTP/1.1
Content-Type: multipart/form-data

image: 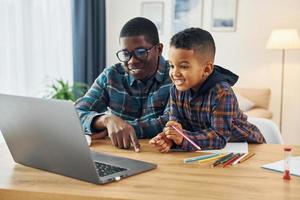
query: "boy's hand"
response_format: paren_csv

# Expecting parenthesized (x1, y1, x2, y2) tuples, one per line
(149, 133, 173, 153)
(164, 121, 184, 145)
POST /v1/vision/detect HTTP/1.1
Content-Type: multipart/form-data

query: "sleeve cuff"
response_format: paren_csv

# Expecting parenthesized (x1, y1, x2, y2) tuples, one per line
(84, 112, 106, 134)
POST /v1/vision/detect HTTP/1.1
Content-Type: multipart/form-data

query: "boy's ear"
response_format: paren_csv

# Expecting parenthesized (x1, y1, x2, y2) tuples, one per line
(204, 62, 214, 77)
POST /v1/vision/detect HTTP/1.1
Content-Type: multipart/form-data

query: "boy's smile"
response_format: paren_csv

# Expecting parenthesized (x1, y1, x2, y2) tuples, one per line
(168, 47, 213, 92)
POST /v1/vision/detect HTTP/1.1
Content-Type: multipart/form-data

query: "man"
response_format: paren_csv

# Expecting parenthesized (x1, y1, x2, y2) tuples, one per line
(75, 17, 172, 152)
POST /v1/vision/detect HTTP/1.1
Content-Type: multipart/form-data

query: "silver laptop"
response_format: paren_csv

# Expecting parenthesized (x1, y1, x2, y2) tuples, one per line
(0, 94, 156, 184)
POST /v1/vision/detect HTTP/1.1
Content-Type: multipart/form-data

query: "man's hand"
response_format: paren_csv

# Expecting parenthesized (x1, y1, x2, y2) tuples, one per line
(91, 130, 108, 140)
(95, 114, 140, 152)
(164, 121, 183, 145)
(149, 132, 173, 153)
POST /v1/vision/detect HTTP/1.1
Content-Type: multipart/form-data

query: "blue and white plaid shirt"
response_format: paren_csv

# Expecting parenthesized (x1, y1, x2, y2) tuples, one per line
(75, 57, 172, 138)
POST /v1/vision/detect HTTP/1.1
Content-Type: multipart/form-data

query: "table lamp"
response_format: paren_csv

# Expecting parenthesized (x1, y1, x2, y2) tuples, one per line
(266, 29, 300, 132)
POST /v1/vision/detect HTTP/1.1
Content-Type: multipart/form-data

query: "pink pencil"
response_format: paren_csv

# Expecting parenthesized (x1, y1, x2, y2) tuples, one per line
(171, 125, 201, 150)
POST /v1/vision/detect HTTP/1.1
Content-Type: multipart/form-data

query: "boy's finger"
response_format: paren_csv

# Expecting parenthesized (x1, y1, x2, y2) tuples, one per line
(157, 133, 164, 139)
(166, 120, 176, 126)
(161, 146, 171, 153)
(166, 120, 180, 127)
(156, 139, 165, 146)
(149, 139, 155, 144)
(165, 131, 179, 137)
(160, 146, 170, 153)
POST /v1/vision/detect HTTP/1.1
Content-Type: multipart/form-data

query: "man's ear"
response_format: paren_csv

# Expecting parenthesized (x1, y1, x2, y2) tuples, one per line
(157, 43, 163, 56)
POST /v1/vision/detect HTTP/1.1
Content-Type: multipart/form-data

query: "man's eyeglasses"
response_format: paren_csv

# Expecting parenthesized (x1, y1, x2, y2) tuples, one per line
(116, 45, 157, 62)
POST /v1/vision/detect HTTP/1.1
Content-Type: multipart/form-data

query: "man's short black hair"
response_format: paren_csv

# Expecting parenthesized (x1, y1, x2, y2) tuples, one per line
(170, 28, 216, 59)
(120, 17, 159, 45)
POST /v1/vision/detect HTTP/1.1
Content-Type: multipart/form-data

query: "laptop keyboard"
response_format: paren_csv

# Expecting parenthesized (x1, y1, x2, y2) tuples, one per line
(94, 161, 127, 177)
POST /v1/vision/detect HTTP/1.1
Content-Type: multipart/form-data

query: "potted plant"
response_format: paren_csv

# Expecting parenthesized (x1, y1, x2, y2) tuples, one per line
(46, 79, 88, 101)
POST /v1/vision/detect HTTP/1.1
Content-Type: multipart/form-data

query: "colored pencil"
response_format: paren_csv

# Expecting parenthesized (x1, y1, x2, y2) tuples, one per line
(183, 153, 220, 163)
(197, 154, 226, 164)
(212, 153, 234, 167)
(232, 153, 246, 165)
(222, 153, 242, 167)
(171, 125, 201, 150)
(238, 152, 255, 163)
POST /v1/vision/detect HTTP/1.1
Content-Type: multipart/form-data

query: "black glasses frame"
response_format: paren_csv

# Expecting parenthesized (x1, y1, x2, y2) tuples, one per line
(116, 45, 157, 62)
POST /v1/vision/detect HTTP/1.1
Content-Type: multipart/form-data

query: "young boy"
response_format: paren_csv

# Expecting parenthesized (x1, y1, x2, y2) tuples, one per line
(150, 28, 265, 152)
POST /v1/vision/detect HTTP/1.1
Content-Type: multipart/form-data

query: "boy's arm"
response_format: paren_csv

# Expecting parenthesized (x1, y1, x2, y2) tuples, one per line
(169, 85, 181, 122)
(174, 89, 236, 151)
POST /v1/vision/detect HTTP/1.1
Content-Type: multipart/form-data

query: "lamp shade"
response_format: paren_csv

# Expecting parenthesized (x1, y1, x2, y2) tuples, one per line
(266, 29, 300, 50)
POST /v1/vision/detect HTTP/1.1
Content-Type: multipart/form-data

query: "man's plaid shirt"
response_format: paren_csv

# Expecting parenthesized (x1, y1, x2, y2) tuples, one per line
(75, 57, 172, 138)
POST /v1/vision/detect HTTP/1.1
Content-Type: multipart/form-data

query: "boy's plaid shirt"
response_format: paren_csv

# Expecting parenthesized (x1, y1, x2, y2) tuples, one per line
(169, 82, 266, 151)
(75, 57, 172, 138)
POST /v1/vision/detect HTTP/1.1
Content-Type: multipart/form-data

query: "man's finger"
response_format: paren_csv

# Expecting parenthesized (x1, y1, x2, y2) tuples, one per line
(123, 134, 131, 149)
(116, 134, 124, 149)
(130, 132, 140, 152)
(109, 133, 118, 147)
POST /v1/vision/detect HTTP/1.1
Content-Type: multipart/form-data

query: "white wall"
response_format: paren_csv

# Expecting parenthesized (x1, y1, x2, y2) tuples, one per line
(106, 0, 300, 144)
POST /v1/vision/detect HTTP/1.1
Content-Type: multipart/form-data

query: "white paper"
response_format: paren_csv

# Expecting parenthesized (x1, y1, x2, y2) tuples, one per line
(0, 130, 5, 144)
(262, 156, 300, 177)
(197, 142, 248, 153)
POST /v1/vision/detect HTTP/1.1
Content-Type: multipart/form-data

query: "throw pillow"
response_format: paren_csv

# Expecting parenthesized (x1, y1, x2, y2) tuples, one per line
(236, 93, 255, 112)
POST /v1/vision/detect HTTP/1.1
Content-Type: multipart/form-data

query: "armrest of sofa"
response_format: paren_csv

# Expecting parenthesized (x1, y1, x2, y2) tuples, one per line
(233, 88, 271, 109)
(244, 108, 273, 119)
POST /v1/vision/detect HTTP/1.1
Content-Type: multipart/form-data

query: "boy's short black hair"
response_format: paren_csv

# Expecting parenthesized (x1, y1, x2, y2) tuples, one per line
(120, 17, 159, 45)
(170, 28, 215, 59)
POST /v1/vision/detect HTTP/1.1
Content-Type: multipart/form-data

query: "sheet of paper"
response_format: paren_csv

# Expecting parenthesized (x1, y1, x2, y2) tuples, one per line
(0, 130, 5, 144)
(261, 156, 300, 177)
(197, 142, 248, 153)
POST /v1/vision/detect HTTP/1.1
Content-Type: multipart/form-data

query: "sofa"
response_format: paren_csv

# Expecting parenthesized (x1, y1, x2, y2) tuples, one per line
(233, 88, 273, 119)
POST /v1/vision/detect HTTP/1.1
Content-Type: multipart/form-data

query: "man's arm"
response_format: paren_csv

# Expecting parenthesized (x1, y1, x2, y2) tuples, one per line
(93, 114, 140, 151)
(75, 68, 140, 151)
(75, 73, 109, 134)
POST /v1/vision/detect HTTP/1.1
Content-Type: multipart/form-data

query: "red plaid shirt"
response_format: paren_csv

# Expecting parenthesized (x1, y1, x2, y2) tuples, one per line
(170, 82, 266, 151)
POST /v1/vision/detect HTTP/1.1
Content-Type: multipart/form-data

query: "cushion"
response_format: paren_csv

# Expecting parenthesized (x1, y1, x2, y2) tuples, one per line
(244, 108, 273, 119)
(236, 93, 255, 112)
(233, 88, 271, 109)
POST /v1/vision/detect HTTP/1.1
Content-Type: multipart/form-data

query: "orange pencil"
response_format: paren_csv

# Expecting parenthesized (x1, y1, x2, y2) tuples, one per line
(238, 152, 255, 163)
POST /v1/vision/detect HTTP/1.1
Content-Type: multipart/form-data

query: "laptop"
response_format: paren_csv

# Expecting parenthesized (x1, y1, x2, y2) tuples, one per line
(0, 94, 156, 184)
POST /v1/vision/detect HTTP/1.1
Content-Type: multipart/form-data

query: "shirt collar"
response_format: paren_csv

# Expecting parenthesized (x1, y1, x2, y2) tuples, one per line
(128, 56, 168, 86)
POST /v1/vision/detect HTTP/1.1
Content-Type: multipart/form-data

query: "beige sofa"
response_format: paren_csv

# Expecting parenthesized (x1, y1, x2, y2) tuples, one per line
(233, 88, 273, 119)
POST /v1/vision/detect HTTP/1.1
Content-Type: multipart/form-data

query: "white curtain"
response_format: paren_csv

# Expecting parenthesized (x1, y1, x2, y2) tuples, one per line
(0, 0, 73, 97)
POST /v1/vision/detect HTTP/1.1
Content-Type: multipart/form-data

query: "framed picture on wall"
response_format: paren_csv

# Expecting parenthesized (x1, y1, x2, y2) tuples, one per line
(173, 0, 203, 34)
(211, 0, 238, 31)
(141, 2, 164, 35)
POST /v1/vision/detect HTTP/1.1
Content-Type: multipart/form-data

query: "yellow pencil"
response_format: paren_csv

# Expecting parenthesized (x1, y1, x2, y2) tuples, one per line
(238, 152, 255, 163)
(197, 154, 226, 164)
